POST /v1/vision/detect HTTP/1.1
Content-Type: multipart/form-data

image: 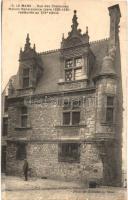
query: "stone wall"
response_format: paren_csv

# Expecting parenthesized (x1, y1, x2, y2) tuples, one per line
(7, 92, 96, 140)
(6, 142, 103, 184)
(6, 91, 104, 183)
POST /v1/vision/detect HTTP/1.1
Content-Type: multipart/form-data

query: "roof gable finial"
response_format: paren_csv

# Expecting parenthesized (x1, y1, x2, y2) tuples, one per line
(71, 10, 78, 31)
(24, 33, 31, 50)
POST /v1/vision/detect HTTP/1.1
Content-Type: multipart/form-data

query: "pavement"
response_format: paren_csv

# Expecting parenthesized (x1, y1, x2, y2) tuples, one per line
(1, 175, 127, 200)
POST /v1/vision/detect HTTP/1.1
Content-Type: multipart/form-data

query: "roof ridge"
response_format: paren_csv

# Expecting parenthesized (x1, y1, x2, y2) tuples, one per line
(38, 38, 109, 55)
(90, 38, 109, 45)
(38, 48, 60, 55)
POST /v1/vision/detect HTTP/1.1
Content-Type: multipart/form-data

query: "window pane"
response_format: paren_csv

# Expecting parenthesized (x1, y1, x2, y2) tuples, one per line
(58, 143, 80, 162)
(74, 68, 82, 80)
(65, 59, 73, 68)
(63, 112, 70, 125)
(107, 96, 114, 106)
(16, 143, 26, 160)
(21, 107, 27, 114)
(72, 112, 80, 125)
(21, 116, 27, 127)
(75, 57, 83, 67)
(23, 68, 29, 76)
(106, 108, 113, 122)
(23, 77, 29, 88)
(65, 70, 72, 81)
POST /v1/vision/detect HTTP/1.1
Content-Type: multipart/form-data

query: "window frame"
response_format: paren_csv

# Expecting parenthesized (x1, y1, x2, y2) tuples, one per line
(64, 57, 83, 81)
(63, 100, 81, 126)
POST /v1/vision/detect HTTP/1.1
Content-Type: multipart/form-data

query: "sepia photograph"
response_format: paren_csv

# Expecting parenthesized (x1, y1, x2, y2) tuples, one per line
(1, 0, 127, 199)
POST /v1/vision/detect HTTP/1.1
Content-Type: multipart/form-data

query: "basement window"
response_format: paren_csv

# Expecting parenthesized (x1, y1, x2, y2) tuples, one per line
(58, 143, 80, 162)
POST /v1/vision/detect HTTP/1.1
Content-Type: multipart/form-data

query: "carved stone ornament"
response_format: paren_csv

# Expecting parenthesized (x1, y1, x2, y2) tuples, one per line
(61, 10, 89, 49)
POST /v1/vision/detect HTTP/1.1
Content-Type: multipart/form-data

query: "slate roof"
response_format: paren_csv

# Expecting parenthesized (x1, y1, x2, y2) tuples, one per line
(10, 38, 109, 95)
(34, 38, 109, 94)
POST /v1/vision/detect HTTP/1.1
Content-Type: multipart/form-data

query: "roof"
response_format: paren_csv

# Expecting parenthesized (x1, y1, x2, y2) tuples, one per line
(34, 38, 109, 94)
(10, 38, 109, 95)
(90, 38, 109, 78)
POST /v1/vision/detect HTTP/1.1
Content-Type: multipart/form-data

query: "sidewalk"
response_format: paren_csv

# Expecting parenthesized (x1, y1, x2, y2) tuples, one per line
(2, 175, 127, 192)
(2, 175, 84, 191)
(1, 176, 127, 200)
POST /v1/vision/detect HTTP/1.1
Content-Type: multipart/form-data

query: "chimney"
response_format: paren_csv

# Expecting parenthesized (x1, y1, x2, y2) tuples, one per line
(108, 4, 121, 48)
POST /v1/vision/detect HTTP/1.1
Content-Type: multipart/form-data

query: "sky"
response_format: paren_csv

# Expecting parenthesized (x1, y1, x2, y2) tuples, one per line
(2, 0, 127, 169)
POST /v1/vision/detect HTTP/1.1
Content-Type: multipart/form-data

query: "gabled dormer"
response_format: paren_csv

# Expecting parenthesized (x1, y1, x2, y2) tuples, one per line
(59, 10, 95, 86)
(18, 34, 43, 90)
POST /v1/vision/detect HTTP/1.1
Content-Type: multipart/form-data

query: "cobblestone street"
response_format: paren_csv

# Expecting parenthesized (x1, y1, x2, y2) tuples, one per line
(1, 176, 127, 200)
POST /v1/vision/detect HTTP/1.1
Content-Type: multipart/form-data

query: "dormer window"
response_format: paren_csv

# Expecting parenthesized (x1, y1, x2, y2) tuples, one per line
(65, 57, 83, 81)
(23, 68, 30, 88)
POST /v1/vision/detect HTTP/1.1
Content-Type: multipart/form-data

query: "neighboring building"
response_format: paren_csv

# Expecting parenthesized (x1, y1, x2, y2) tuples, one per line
(6, 4, 123, 186)
(1, 76, 16, 173)
(1, 84, 8, 173)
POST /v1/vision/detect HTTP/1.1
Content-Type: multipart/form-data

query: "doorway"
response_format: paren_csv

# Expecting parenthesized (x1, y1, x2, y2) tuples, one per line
(1, 146, 6, 173)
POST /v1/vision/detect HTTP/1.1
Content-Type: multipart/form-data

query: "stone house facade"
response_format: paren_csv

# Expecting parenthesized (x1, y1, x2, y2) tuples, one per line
(6, 4, 123, 186)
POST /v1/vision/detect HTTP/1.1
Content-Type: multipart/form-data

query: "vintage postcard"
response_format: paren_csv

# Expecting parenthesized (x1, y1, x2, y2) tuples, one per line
(1, 0, 127, 199)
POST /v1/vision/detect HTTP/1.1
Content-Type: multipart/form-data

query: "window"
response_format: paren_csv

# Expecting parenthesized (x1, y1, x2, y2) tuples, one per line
(21, 106, 28, 127)
(23, 68, 29, 76)
(65, 59, 73, 68)
(106, 96, 114, 122)
(2, 117, 8, 136)
(16, 143, 26, 160)
(58, 143, 80, 162)
(65, 57, 83, 81)
(23, 68, 29, 88)
(4, 96, 8, 112)
(63, 100, 80, 126)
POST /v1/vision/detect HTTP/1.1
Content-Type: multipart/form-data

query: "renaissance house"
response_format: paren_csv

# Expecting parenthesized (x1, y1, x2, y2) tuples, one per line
(5, 4, 122, 186)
